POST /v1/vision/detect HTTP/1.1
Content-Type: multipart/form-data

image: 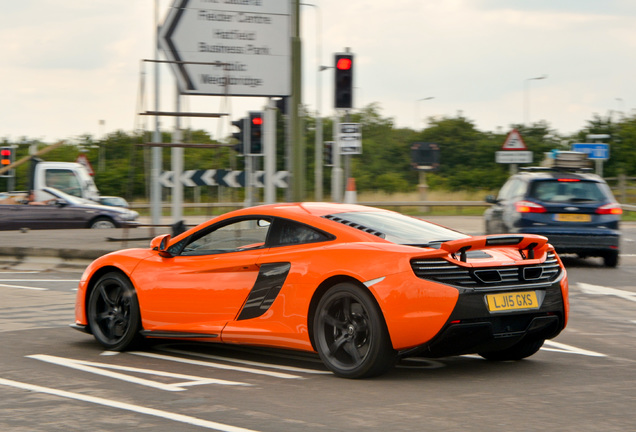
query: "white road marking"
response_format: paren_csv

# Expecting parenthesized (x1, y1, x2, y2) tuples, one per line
(0, 283, 47, 291)
(578, 283, 636, 303)
(0, 271, 40, 274)
(0, 377, 260, 432)
(0, 279, 79, 282)
(28, 354, 250, 392)
(157, 346, 331, 375)
(132, 351, 312, 379)
(542, 340, 606, 357)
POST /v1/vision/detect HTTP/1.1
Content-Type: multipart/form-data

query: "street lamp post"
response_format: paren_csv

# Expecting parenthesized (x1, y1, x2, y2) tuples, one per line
(523, 75, 547, 125)
(415, 97, 434, 129)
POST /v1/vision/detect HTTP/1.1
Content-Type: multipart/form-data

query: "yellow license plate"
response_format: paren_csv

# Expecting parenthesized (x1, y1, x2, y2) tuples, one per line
(486, 291, 539, 312)
(555, 213, 591, 222)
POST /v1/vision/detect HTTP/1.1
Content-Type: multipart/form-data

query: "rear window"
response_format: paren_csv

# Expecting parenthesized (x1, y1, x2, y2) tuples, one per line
(325, 211, 467, 246)
(528, 180, 610, 203)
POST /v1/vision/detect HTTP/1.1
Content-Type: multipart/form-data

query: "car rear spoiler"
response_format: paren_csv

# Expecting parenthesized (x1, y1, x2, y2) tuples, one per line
(440, 234, 549, 262)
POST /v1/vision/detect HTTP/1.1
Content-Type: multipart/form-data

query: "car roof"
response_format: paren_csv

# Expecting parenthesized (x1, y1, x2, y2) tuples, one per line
(515, 168, 605, 182)
(169, 202, 396, 244)
(227, 202, 388, 219)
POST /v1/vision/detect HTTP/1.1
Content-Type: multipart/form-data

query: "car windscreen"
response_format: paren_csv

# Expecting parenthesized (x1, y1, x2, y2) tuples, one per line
(325, 211, 468, 246)
(528, 179, 610, 203)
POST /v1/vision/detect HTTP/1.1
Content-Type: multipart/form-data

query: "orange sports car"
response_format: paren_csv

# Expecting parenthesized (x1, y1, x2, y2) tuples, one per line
(72, 203, 569, 378)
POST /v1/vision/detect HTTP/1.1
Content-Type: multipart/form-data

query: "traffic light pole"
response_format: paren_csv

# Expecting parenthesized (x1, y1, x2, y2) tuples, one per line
(332, 115, 343, 202)
(264, 98, 276, 204)
(290, 0, 304, 202)
(245, 126, 254, 207)
(151, 0, 162, 228)
(172, 87, 184, 223)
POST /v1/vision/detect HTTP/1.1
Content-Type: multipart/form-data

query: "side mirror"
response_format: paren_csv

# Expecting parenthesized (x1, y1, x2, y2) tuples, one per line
(150, 234, 173, 258)
(485, 195, 498, 204)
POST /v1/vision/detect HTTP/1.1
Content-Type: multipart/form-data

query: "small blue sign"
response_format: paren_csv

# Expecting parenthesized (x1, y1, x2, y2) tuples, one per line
(571, 143, 609, 160)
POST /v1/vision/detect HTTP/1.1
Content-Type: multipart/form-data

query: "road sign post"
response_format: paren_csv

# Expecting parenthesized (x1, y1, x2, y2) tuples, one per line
(497, 129, 532, 173)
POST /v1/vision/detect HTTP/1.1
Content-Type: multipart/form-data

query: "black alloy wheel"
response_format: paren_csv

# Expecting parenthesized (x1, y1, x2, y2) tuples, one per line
(313, 283, 395, 378)
(87, 272, 142, 351)
(603, 250, 619, 268)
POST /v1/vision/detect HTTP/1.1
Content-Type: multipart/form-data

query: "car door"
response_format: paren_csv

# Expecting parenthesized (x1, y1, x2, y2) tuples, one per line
(132, 217, 272, 335)
(501, 178, 529, 231)
(486, 178, 518, 233)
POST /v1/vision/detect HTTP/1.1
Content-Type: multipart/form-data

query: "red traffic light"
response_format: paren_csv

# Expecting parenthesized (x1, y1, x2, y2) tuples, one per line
(336, 58, 352, 70)
(1, 148, 12, 165)
(251, 116, 263, 126)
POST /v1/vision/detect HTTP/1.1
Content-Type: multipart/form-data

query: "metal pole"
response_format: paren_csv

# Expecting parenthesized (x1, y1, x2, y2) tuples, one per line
(291, 0, 304, 201)
(151, 0, 163, 227)
(332, 115, 342, 202)
(302, 3, 323, 201)
(523, 75, 547, 125)
(245, 117, 253, 207)
(172, 86, 183, 223)
(264, 99, 276, 204)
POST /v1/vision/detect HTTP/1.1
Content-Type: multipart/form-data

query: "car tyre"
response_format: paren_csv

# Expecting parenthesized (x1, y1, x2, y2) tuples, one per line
(90, 217, 116, 229)
(478, 338, 544, 361)
(603, 250, 619, 268)
(313, 283, 395, 378)
(87, 272, 142, 351)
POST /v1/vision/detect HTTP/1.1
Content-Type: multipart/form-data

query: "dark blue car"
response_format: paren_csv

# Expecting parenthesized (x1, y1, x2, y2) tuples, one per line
(484, 167, 622, 267)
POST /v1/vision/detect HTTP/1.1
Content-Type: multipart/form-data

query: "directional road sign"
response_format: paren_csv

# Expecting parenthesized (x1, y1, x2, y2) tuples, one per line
(159, 0, 291, 96)
(571, 143, 609, 160)
(160, 169, 288, 189)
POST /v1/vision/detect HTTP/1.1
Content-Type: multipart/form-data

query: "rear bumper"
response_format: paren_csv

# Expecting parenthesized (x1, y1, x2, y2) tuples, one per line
(401, 277, 566, 358)
(517, 228, 619, 255)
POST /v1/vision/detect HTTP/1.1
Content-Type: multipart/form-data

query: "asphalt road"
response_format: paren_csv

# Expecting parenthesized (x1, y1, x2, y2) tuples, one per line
(0, 223, 635, 431)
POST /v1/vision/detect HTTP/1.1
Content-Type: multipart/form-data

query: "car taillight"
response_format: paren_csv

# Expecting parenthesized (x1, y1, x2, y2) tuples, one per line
(596, 203, 623, 215)
(515, 200, 547, 213)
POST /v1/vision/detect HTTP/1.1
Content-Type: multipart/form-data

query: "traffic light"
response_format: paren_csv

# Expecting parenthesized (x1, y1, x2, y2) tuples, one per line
(410, 142, 440, 171)
(324, 141, 334, 166)
(334, 53, 353, 109)
(232, 117, 248, 154)
(249, 111, 263, 155)
(1, 147, 13, 167)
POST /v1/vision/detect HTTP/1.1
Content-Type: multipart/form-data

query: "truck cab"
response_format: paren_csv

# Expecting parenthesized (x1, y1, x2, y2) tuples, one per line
(31, 161, 99, 202)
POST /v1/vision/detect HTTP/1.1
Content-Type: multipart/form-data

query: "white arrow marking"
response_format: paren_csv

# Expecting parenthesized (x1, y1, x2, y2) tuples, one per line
(158, 171, 174, 188)
(180, 169, 197, 187)
(201, 169, 217, 186)
(28, 354, 250, 392)
(0, 377, 260, 432)
(223, 170, 241, 188)
(272, 170, 288, 188)
(253, 170, 264, 188)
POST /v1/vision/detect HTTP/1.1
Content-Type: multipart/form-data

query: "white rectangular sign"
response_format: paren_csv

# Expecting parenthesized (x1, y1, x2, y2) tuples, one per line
(159, 0, 291, 96)
(495, 151, 533, 164)
(338, 123, 362, 155)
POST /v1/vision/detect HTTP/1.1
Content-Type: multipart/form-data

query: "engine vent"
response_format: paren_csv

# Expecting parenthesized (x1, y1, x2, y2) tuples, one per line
(411, 252, 561, 289)
(322, 215, 386, 238)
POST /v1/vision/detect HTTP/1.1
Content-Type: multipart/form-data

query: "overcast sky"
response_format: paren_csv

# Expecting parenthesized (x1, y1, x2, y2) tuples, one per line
(2, 0, 635, 143)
